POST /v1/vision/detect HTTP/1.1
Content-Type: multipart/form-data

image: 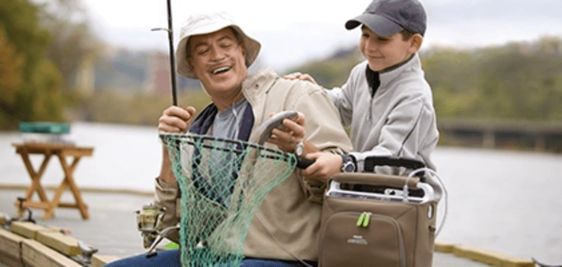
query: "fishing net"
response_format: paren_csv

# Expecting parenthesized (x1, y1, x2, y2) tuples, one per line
(160, 133, 297, 267)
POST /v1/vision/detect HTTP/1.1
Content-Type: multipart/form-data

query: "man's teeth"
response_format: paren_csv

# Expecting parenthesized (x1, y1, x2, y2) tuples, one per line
(213, 66, 231, 74)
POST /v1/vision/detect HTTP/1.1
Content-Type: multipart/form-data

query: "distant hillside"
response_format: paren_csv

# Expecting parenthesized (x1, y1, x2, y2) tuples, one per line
(95, 49, 149, 91)
(288, 36, 562, 123)
(75, 36, 561, 127)
(285, 46, 362, 88)
(93, 48, 200, 92)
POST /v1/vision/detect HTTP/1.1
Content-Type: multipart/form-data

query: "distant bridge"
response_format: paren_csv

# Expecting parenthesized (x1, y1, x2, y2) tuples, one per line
(438, 120, 562, 153)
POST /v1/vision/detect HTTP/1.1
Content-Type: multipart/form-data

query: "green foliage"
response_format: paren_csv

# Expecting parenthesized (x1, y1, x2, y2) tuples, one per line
(286, 47, 363, 88)
(288, 36, 562, 123)
(0, 28, 23, 127)
(0, 0, 50, 73)
(28, 60, 65, 121)
(423, 36, 562, 122)
(0, 0, 65, 129)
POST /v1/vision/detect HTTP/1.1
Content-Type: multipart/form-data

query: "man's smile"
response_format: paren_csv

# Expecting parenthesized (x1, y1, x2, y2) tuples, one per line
(212, 66, 232, 75)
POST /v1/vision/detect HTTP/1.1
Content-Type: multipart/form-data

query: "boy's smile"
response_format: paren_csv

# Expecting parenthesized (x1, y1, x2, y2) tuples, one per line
(360, 26, 419, 72)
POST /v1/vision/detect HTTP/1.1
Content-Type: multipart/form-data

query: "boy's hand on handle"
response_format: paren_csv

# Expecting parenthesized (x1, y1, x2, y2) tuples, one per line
(158, 106, 197, 133)
(283, 72, 318, 85)
(302, 152, 343, 183)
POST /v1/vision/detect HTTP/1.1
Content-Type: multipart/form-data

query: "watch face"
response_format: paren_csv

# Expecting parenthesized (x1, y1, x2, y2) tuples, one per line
(295, 142, 304, 156)
(343, 162, 355, 172)
(341, 155, 356, 172)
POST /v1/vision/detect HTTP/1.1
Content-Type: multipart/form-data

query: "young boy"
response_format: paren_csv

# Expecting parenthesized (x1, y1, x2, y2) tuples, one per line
(288, 0, 439, 180)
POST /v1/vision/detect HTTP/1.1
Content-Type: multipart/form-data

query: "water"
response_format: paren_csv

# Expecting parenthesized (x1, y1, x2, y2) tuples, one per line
(1, 122, 561, 263)
(1, 122, 162, 191)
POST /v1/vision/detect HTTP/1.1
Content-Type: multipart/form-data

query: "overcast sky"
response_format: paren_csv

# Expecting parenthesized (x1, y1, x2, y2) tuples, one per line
(81, 0, 562, 70)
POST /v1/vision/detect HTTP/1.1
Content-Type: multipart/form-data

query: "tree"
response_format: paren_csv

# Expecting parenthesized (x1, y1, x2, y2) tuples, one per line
(287, 36, 562, 123)
(38, 0, 100, 92)
(286, 47, 362, 88)
(0, 0, 65, 129)
(422, 37, 562, 122)
(0, 27, 24, 127)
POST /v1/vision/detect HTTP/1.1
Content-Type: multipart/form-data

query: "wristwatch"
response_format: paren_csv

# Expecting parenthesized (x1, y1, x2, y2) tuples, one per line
(295, 141, 305, 157)
(340, 154, 356, 172)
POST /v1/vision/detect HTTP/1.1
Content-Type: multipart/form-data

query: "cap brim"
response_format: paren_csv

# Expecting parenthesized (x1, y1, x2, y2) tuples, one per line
(345, 14, 403, 37)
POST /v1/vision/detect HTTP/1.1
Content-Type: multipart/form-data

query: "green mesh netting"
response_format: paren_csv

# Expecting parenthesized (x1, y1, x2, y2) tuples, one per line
(160, 133, 297, 267)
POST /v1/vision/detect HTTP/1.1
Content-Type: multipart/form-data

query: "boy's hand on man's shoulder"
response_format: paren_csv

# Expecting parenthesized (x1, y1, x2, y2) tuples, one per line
(283, 72, 318, 85)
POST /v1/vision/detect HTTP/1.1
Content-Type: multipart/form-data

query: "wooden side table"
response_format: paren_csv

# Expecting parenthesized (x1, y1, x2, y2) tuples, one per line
(12, 143, 94, 220)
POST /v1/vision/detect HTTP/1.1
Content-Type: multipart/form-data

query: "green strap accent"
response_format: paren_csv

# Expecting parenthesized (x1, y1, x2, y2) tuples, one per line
(356, 213, 365, 227)
(164, 242, 179, 250)
(356, 212, 371, 228)
(362, 212, 371, 227)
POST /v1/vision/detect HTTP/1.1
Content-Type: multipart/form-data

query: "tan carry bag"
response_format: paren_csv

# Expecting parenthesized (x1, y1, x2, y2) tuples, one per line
(318, 169, 444, 267)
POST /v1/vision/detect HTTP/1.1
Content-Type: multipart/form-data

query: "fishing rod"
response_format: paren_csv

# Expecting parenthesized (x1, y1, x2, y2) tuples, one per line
(151, 0, 178, 106)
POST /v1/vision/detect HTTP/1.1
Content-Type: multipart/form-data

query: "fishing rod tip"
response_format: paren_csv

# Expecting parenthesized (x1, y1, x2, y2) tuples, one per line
(151, 27, 171, 32)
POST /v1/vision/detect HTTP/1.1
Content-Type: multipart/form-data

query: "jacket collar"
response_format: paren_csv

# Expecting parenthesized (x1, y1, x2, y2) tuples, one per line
(190, 69, 278, 141)
(377, 53, 421, 90)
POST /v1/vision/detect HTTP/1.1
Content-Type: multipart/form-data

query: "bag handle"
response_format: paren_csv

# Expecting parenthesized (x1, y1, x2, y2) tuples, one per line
(363, 156, 425, 172)
(328, 173, 436, 203)
(329, 172, 420, 188)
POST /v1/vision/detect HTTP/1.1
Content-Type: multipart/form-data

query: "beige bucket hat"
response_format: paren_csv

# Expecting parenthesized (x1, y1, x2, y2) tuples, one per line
(176, 12, 261, 79)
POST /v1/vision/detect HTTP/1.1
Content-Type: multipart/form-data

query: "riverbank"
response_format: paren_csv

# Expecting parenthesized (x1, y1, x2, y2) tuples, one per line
(1, 122, 561, 263)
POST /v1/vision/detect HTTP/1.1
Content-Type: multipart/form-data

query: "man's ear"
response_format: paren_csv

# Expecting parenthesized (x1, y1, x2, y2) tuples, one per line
(187, 58, 194, 73)
(409, 34, 423, 53)
(240, 42, 247, 63)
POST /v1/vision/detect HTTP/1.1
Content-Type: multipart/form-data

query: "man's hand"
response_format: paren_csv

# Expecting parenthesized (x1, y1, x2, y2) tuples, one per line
(158, 106, 197, 133)
(283, 72, 318, 84)
(267, 112, 305, 153)
(158, 105, 196, 184)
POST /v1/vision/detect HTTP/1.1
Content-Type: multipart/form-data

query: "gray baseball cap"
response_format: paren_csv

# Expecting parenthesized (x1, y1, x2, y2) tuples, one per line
(176, 12, 261, 79)
(345, 0, 427, 37)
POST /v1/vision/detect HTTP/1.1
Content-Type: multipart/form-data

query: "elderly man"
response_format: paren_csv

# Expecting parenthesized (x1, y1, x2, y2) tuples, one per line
(107, 12, 351, 267)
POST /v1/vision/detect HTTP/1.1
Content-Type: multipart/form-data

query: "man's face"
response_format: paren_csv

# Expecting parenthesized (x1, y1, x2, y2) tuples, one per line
(359, 26, 416, 72)
(187, 27, 247, 100)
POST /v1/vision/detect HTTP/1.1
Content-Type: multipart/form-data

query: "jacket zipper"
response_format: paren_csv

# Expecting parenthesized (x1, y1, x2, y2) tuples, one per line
(368, 93, 375, 122)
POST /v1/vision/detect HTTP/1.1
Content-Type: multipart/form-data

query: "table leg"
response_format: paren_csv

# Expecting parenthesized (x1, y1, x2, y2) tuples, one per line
(45, 177, 66, 220)
(17, 151, 52, 216)
(55, 153, 90, 220)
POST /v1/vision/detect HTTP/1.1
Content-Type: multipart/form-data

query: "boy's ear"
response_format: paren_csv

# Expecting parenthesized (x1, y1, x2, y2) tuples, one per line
(409, 33, 424, 53)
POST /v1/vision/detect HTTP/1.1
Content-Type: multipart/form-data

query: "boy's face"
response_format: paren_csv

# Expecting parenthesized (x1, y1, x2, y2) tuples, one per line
(359, 26, 420, 72)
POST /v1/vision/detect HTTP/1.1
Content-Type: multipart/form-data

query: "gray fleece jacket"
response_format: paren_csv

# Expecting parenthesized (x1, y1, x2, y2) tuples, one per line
(327, 54, 439, 171)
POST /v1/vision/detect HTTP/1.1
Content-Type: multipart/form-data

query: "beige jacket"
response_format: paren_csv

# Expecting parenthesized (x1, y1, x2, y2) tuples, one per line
(155, 70, 352, 261)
